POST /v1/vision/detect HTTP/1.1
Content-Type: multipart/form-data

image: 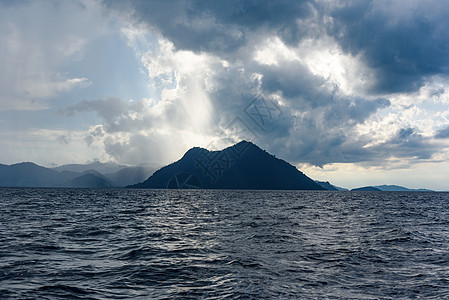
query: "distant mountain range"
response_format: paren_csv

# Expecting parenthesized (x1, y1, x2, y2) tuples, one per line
(351, 185, 433, 192)
(0, 162, 157, 188)
(52, 161, 127, 174)
(130, 141, 324, 190)
(0, 142, 437, 191)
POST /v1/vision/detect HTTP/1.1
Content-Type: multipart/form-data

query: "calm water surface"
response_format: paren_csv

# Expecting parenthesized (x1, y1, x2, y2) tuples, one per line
(0, 189, 448, 299)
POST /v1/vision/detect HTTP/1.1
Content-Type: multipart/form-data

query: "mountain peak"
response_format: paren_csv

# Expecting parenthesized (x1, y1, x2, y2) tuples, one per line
(13, 162, 39, 167)
(229, 140, 259, 151)
(233, 139, 255, 147)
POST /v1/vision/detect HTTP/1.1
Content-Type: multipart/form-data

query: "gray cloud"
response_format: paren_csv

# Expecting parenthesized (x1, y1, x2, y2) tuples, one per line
(60, 97, 152, 133)
(84, 135, 94, 147)
(57, 134, 71, 145)
(260, 61, 328, 105)
(325, 0, 449, 94)
(279, 126, 439, 168)
(254, 97, 391, 166)
(366, 127, 438, 163)
(435, 126, 449, 139)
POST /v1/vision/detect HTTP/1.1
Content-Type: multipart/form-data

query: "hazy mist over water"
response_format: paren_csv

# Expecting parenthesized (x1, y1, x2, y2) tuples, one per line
(1, 189, 448, 299)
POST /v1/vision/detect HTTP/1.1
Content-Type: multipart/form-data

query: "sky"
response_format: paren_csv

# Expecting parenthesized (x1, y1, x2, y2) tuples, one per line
(1, 0, 449, 190)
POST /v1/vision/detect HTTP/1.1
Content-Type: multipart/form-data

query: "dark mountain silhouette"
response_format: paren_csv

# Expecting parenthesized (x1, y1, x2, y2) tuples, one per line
(129, 141, 324, 190)
(60, 173, 114, 188)
(351, 186, 382, 191)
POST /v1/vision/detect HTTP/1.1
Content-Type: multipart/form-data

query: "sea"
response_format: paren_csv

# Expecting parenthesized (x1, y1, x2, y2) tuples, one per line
(0, 188, 448, 299)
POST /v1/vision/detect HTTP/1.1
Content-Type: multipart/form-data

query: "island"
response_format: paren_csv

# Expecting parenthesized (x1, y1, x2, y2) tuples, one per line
(129, 141, 324, 190)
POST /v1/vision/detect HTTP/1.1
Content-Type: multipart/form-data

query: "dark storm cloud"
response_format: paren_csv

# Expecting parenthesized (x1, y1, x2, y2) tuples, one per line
(260, 61, 328, 105)
(104, 0, 314, 54)
(188, 0, 314, 47)
(109, 0, 449, 94)
(326, 0, 449, 94)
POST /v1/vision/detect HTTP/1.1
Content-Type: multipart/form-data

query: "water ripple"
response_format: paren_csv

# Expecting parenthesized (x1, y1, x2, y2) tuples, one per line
(0, 188, 448, 299)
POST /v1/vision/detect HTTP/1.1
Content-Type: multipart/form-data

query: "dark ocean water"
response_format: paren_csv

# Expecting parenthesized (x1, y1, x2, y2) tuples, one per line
(0, 189, 448, 299)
